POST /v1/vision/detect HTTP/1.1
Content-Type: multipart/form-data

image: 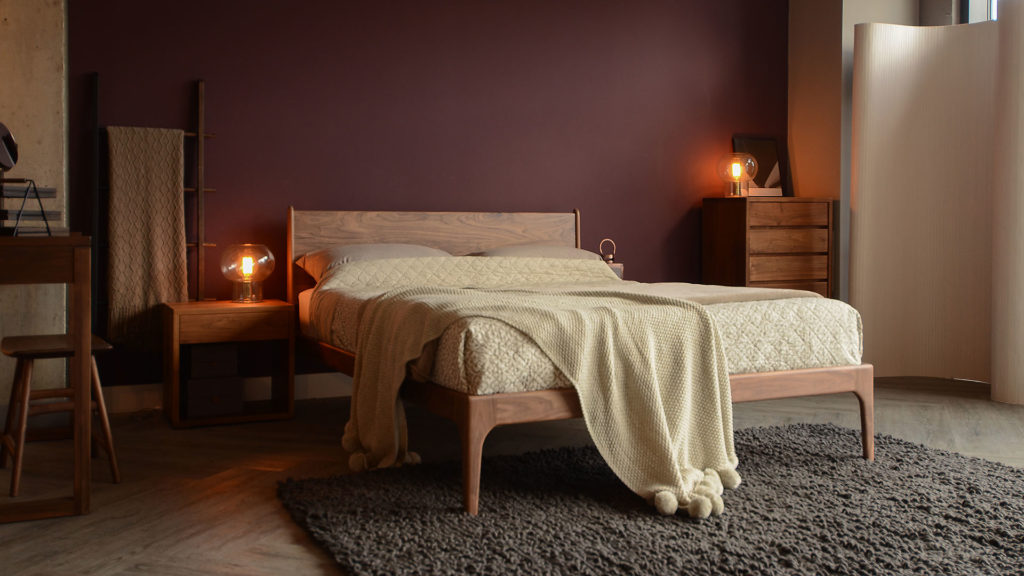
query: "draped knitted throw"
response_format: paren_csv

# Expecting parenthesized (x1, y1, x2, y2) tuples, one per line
(106, 127, 188, 349)
(338, 273, 741, 517)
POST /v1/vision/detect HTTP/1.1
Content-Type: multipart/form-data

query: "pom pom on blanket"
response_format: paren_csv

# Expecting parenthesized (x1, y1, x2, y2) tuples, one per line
(687, 495, 713, 519)
(702, 469, 724, 496)
(654, 491, 679, 515)
(692, 484, 716, 501)
(719, 468, 742, 490)
(348, 451, 367, 472)
(341, 429, 359, 452)
(710, 494, 725, 516)
(697, 477, 723, 499)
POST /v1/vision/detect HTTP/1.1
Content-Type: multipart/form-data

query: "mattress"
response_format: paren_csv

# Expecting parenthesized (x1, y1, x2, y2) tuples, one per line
(303, 257, 863, 395)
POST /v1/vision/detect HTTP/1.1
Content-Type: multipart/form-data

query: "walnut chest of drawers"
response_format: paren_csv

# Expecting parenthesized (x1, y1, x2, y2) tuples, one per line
(702, 197, 833, 297)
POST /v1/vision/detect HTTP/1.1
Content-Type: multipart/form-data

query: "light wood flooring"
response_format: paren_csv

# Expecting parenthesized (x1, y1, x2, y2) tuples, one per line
(0, 377, 1021, 575)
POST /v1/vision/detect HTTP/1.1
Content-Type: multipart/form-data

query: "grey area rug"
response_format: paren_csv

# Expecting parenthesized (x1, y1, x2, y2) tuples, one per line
(279, 424, 1024, 575)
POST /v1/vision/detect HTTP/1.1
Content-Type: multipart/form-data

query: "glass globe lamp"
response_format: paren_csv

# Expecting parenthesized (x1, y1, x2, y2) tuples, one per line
(221, 244, 275, 303)
(717, 152, 758, 197)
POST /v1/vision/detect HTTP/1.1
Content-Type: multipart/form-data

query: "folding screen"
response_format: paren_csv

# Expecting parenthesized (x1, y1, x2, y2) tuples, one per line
(992, 0, 1024, 405)
(851, 1, 1024, 404)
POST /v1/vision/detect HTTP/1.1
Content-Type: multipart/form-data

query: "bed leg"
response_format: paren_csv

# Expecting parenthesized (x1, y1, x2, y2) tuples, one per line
(853, 365, 875, 461)
(457, 396, 495, 516)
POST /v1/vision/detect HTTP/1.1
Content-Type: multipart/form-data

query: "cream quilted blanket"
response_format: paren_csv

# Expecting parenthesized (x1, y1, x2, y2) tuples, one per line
(333, 258, 742, 517)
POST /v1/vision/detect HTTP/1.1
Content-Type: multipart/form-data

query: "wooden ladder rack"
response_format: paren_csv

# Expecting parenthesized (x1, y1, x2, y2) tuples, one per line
(185, 79, 216, 300)
(89, 76, 216, 337)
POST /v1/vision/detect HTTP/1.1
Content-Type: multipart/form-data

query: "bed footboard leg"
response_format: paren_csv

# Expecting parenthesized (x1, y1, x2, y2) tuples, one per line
(853, 365, 875, 461)
(457, 396, 496, 515)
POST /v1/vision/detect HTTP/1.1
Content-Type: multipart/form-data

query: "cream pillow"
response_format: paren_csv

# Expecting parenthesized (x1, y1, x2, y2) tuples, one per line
(296, 243, 452, 281)
(474, 243, 603, 261)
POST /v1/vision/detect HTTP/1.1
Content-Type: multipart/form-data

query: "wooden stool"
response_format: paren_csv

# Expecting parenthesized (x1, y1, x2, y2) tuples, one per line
(0, 334, 120, 497)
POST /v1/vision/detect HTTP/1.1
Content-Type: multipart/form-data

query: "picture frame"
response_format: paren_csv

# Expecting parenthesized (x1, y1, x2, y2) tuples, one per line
(732, 135, 791, 197)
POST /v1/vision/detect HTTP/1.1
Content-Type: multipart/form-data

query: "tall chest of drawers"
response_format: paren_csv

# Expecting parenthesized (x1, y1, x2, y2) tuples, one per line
(702, 197, 833, 297)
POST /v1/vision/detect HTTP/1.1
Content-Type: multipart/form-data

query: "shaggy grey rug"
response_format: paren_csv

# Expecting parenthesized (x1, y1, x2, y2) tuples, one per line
(279, 424, 1024, 575)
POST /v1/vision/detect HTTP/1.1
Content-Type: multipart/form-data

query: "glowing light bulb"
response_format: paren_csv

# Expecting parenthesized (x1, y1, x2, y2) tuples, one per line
(717, 153, 758, 197)
(221, 244, 275, 302)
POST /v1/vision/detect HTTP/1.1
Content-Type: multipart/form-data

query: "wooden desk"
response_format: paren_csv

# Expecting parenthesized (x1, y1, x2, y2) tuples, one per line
(0, 235, 91, 522)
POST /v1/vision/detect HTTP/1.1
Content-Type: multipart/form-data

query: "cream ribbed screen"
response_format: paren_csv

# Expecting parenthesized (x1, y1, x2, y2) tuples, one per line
(850, 22, 997, 382)
(992, 0, 1024, 404)
(852, 5, 1024, 405)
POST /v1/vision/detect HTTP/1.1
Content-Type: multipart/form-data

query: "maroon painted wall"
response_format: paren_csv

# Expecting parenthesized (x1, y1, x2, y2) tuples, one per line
(69, 0, 788, 299)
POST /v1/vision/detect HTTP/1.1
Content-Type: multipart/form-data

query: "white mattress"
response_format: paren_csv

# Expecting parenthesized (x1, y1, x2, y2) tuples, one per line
(301, 268, 862, 395)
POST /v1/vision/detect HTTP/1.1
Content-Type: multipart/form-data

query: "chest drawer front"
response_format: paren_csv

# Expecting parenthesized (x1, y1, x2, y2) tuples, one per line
(751, 280, 829, 297)
(749, 228, 828, 254)
(749, 255, 828, 282)
(748, 202, 829, 227)
(179, 310, 291, 344)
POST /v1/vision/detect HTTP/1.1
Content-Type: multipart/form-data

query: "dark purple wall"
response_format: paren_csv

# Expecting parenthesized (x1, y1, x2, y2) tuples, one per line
(70, 0, 788, 299)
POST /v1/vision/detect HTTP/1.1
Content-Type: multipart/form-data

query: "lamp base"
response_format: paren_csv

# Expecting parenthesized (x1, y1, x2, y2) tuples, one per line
(728, 182, 746, 197)
(232, 281, 263, 303)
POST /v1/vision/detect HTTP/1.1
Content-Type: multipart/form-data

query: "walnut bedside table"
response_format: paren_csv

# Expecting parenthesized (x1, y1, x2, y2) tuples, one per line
(607, 262, 624, 278)
(162, 300, 294, 427)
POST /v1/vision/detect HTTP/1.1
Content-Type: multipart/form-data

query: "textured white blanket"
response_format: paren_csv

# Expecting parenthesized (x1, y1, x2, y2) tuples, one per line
(337, 260, 742, 517)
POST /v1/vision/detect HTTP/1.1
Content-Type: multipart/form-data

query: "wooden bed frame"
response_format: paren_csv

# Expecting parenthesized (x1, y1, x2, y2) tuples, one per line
(287, 207, 875, 515)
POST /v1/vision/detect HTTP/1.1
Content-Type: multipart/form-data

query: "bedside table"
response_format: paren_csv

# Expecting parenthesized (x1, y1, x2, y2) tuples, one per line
(702, 197, 833, 297)
(607, 262, 624, 279)
(162, 300, 294, 427)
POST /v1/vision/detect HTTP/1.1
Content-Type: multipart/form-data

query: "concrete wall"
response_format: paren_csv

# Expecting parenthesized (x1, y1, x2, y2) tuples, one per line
(0, 0, 68, 407)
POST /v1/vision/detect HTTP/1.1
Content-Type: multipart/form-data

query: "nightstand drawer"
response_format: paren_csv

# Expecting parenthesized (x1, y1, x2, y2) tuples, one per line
(749, 255, 827, 282)
(748, 202, 829, 227)
(749, 229, 828, 254)
(179, 310, 291, 344)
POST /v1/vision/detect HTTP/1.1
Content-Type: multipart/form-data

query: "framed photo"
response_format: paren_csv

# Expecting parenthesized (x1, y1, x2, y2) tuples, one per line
(732, 135, 791, 197)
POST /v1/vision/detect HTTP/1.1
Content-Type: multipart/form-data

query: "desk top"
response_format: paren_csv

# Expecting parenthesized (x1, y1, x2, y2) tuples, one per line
(0, 234, 89, 247)
(0, 234, 90, 285)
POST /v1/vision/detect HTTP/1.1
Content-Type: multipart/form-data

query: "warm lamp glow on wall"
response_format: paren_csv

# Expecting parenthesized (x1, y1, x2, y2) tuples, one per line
(221, 244, 275, 303)
(717, 152, 758, 197)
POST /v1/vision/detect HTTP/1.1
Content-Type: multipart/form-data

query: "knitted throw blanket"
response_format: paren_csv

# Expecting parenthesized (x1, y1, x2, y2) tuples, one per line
(339, 267, 741, 517)
(106, 126, 187, 349)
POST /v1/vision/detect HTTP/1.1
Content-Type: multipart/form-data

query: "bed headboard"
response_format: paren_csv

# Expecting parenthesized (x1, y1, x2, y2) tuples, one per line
(287, 208, 581, 303)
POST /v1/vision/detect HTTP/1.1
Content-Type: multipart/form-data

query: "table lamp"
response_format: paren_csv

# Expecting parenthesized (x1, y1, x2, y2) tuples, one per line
(717, 152, 758, 197)
(221, 244, 275, 303)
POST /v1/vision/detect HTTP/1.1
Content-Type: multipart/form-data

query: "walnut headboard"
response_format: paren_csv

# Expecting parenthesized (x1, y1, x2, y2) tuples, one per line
(287, 208, 581, 304)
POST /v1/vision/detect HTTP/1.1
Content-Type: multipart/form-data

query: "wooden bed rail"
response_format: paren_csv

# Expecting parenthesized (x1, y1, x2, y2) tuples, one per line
(318, 336, 874, 516)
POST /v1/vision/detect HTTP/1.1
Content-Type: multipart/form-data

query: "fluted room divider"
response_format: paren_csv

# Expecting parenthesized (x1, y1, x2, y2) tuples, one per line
(851, 1, 1024, 404)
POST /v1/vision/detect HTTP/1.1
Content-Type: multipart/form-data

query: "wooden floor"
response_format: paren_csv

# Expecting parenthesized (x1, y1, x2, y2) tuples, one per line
(0, 377, 1021, 575)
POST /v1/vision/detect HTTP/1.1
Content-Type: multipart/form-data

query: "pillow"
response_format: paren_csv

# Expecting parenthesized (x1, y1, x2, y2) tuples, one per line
(297, 243, 452, 281)
(474, 243, 603, 261)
